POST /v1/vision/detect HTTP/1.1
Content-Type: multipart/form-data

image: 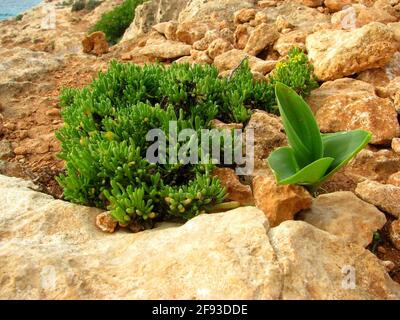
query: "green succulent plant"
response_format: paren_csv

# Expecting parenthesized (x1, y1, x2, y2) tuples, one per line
(267, 83, 371, 193)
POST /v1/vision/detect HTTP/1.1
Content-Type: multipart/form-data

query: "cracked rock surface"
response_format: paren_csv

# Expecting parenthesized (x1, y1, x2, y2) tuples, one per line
(0, 175, 399, 300)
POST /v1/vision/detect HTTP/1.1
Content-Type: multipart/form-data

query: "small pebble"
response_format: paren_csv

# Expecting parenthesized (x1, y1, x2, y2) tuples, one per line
(382, 260, 395, 272)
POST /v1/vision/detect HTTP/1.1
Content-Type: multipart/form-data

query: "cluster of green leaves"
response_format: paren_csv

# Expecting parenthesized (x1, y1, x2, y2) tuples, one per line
(71, 0, 102, 12)
(269, 48, 319, 96)
(57, 50, 318, 229)
(89, 0, 146, 44)
(267, 83, 371, 193)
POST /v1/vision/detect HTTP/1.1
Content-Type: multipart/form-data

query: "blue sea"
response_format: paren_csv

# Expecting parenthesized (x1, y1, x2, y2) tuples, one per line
(0, 0, 42, 21)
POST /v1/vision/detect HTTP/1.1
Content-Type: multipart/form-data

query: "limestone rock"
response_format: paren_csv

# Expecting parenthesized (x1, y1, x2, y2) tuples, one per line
(392, 138, 400, 154)
(355, 180, 400, 218)
(82, 32, 109, 56)
(193, 30, 221, 51)
(234, 24, 254, 50)
(176, 22, 215, 45)
(273, 30, 307, 56)
(214, 49, 276, 75)
(207, 39, 234, 60)
(190, 49, 213, 64)
(178, 0, 256, 23)
(388, 172, 400, 187)
(331, 4, 397, 28)
(244, 23, 279, 56)
(244, 110, 287, 170)
(131, 40, 191, 60)
(324, 0, 353, 12)
(268, 221, 400, 300)
(308, 78, 400, 145)
(0, 140, 14, 160)
(252, 172, 312, 227)
(152, 21, 179, 41)
(295, 0, 324, 7)
(0, 175, 399, 299)
(346, 149, 400, 184)
(306, 22, 397, 81)
(389, 219, 400, 250)
(212, 168, 254, 205)
(234, 8, 257, 24)
(95, 212, 118, 233)
(298, 192, 386, 247)
(316, 96, 400, 145)
(121, 0, 190, 42)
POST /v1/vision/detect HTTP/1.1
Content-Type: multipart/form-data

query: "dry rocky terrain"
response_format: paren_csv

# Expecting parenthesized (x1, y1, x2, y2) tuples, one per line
(1, 0, 400, 299)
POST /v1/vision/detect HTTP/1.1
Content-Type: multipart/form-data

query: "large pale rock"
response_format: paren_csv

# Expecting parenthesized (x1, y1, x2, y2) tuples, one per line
(346, 149, 400, 184)
(214, 49, 277, 75)
(244, 23, 279, 56)
(121, 0, 190, 42)
(130, 39, 192, 60)
(356, 180, 400, 218)
(244, 110, 287, 170)
(1, 175, 399, 299)
(234, 24, 254, 50)
(298, 192, 386, 247)
(307, 78, 376, 113)
(268, 221, 400, 300)
(306, 22, 397, 81)
(252, 172, 312, 227)
(178, 0, 256, 23)
(316, 96, 400, 145)
(308, 78, 400, 145)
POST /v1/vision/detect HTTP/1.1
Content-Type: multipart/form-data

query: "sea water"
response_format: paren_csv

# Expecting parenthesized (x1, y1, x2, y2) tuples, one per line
(0, 0, 42, 21)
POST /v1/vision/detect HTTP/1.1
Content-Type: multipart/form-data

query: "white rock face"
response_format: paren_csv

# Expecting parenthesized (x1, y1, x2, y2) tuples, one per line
(1, 175, 399, 299)
(306, 22, 397, 81)
(298, 191, 387, 247)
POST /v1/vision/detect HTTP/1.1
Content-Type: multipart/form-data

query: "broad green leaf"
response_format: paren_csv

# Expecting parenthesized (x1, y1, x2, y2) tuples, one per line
(267, 147, 300, 181)
(321, 129, 371, 180)
(275, 82, 323, 167)
(279, 157, 334, 185)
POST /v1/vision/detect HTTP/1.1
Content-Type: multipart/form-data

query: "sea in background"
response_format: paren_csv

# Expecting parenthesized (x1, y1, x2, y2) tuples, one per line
(0, 0, 42, 21)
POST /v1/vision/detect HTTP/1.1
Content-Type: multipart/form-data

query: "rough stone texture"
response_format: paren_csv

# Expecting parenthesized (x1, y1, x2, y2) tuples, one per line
(268, 221, 400, 300)
(324, 0, 353, 12)
(234, 24, 254, 49)
(355, 180, 400, 218)
(95, 212, 118, 233)
(392, 138, 400, 154)
(244, 110, 287, 170)
(389, 219, 400, 250)
(176, 22, 216, 45)
(0, 175, 399, 299)
(273, 30, 306, 56)
(298, 192, 386, 247)
(331, 4, 397, 28)
(307, 78, 376, 114)
(121, 0, 190, 42)
(191, 49, 213, 64)
(0, 140, 14, 160)
(346, 149, 400, 184)
(307, 78, 400, 145)
(212, 168, 254, 205)
(214, 49, 277, 75)
(316, 96, 400, 145)
(306, 22, 397, 81)
(207, 38, 234, 60)
(130, 39, 192, 60)
(81, 32, 109, 56)
(388, 172, 400, 187)
(295, 0, 323, 7)
(234, 8, 257, 24)
(152, 21, 179, 41)
(252, 171, 313, 227)
(178, 0, 256, 23)
(260, 2, 330, 34)
(244, 23, 279, 56)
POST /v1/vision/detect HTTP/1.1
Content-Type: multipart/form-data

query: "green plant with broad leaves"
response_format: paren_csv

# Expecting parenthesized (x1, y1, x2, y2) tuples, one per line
(267, 83, 371, 193)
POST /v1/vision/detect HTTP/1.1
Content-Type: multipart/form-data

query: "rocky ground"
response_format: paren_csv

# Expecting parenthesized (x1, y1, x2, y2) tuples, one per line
(1, 0, 400, 299)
